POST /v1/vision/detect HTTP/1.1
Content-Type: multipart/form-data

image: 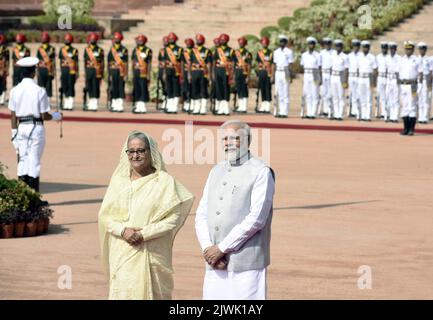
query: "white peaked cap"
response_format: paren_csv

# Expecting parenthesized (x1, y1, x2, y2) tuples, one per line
(16, 57, 39, 67)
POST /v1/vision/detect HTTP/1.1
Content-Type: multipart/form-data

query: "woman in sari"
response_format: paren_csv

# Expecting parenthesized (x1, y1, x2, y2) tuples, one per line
(98, 131, 194, 299)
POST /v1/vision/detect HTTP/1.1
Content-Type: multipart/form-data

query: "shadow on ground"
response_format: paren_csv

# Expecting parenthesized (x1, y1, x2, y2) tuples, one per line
(41, 182, 106, 194)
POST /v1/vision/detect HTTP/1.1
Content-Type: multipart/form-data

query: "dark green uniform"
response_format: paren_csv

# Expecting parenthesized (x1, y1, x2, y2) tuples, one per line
(0, 45, 10, 100)
(213, 44, 235, 101)
(107, 43, 128, 100)
(36, 43, 55, 97)
(84, 44, 104, 99)
(182, 47, 193, 108)
(234, 47, 252, 99)
(12, 44, 31, 86)
(162, 43, 183, 99)
(59, 44, 79, 98)
(190, 45, 212, 100)
(157, 47, 167, 98)
(131, 45, 152, 102)
(256, 48, 273, 103)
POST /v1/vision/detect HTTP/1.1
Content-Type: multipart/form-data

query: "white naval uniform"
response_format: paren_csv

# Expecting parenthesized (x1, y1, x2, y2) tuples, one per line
(385, 53, 401, 121)
(8, 78, 49, 178)
(195, 165, 275, 300)
(319, 48, 335, 115)
(418, 55, 433, 122)
(330, 51, 349, 119)
(273, 47, 293, 116)
(376, 53, 388, 118)
(300, 50, 321, 117)
(347, 51, 360, 116)
(357, 52, 377, 120)
(398, 55, 421, 118)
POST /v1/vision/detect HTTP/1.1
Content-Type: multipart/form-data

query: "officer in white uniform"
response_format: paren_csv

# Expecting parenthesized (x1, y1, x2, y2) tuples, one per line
(272, 34, 293, 118)
(8, 57, 62, 191)
(347, 39, 361, 117)
(376, 42, 388, 119)
(330, 39, 349, 120)
(417, 42, 432, 124)
(357, 40, 377, 121)
(319, 37, 335, 116)
(399, 41, 422, 136)
(300, 37, 321, 119)
(385, 42, 401, 123)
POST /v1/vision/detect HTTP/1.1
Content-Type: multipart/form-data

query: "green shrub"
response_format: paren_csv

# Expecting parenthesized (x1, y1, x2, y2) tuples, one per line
(277, 16, 293, 31)
(260, 26, 280, 38)
(244, 34, 260, 43)
(0, 168, 52, 224)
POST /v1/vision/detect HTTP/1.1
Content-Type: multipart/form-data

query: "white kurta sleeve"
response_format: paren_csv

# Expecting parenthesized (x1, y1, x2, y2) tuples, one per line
(217, 167, 275, 254)
(195, 170, 213, 251)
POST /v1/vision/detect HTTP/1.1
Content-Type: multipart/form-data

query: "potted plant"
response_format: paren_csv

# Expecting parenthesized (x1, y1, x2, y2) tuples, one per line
(14, 209, 26, 237)
(0, 211, 16, 239)
(40, 205, 53, 234)
(24, 211, 38, 237)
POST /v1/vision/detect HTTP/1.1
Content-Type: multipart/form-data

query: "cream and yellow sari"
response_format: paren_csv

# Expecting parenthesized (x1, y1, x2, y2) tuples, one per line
(98, 131, 194, 299)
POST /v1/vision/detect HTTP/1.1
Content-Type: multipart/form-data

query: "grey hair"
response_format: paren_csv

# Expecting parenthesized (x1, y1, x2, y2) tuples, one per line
(127, 131, 150, 149)
(220, 119, 252, 144)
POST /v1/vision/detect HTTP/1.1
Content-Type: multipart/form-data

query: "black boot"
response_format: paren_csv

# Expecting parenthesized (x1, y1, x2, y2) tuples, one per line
(18, 175, 28, 184)
(407, 117, 416, 136)
(27, 176, 40, 192)
(400, 117, 409, 135)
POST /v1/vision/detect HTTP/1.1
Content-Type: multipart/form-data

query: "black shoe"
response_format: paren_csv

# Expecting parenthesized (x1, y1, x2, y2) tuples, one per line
(18, 175, 29, 185)
(27, 176, 40, 192)
(407, 117, 416, 135)
(400, 117, 409, 135)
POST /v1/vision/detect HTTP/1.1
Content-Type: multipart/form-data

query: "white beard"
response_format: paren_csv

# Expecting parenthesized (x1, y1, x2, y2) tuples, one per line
(225, 146, 249, 163)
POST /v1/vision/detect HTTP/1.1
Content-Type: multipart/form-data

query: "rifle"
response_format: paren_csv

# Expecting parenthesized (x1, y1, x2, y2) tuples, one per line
(375, 94, 380, 119)
(107, 71, 112, 111)
(273, 91, 279, 117)
(348, 92, 352, 117)
(210, 80, 216, 115)
(156, 76, 161, 110)
(53, 59, 63, 138)
(83, 86, 88, 110)
(187, 75, 193, 114)
(255, 81, 260, 113)
(300, 94, 306, 118)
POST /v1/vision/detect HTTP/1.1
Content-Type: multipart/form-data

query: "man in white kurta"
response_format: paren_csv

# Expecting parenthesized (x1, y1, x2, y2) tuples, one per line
(195, 119, 275, 300)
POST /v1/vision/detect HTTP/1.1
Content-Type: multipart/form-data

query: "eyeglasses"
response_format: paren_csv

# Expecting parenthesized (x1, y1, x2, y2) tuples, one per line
(222, 136, 241, 142)
(125, 148, 148, 156)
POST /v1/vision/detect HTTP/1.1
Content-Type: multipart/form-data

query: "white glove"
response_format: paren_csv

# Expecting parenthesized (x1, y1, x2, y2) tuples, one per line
(11, 129, 19, 152)
(52, 111, 63, 121)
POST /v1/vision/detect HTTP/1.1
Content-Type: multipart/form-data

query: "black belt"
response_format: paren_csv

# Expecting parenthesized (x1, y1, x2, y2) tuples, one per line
(18, 116, 44, 125)
(399, 79, 417, 85)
